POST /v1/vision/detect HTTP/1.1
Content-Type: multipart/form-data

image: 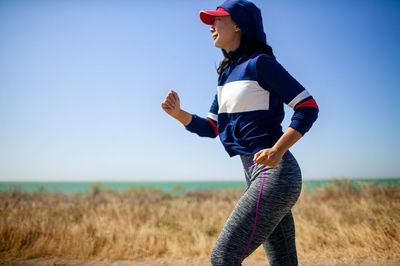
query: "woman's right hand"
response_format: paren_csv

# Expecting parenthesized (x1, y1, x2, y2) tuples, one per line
(161, 90, 181, 118)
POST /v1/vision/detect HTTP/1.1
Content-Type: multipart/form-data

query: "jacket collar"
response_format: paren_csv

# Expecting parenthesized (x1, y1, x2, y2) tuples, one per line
(223, 44, 248, 66)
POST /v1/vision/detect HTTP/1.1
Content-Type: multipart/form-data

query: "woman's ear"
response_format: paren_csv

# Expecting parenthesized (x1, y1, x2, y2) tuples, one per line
(234, 25, 241, 32)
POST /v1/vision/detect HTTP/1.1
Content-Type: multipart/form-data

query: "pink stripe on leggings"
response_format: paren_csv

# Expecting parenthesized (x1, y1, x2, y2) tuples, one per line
(237, 164, 266, 265)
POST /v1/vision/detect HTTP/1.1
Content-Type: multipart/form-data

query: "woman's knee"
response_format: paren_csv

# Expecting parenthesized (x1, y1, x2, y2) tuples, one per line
(210, 245, 224, 265)
(211, 244, 238, 266)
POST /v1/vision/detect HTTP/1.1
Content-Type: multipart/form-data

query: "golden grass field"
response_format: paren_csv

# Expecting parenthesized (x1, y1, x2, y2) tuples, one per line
(0, 179, 399, 265)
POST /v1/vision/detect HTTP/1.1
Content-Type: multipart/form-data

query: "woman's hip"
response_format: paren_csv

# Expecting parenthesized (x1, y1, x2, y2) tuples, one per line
(240, 150, 302, 194)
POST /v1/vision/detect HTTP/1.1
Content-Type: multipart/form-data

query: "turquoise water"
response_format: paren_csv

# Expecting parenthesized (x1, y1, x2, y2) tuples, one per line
(0, 178, 398, 195)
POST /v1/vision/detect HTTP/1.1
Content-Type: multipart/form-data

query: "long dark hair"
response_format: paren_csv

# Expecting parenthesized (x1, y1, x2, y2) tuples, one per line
(217, 34, 275, 75)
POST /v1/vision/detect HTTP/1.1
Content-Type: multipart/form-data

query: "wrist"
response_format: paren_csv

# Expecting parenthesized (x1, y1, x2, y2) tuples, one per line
(174, 109, 192, 126)
(172, 108, 182, 119)
(270, 145, 287, 156)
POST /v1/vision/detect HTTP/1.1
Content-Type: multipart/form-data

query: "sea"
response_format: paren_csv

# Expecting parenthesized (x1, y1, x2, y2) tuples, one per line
(0, 178, 399, 195)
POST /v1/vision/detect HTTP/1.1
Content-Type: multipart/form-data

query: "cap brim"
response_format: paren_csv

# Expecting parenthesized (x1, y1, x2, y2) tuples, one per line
(199, 9, 230, 25)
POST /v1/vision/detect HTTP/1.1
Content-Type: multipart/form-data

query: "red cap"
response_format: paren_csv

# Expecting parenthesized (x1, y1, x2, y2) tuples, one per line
(199, 7, 230, 25)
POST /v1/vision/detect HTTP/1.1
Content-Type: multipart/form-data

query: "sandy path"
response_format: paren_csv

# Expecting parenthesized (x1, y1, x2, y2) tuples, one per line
(1, 258, 399, 266)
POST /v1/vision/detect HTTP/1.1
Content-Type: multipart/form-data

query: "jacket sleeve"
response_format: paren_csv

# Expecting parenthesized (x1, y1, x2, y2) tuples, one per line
(255, 55, 319, 136)
(184, 94, 218, 138)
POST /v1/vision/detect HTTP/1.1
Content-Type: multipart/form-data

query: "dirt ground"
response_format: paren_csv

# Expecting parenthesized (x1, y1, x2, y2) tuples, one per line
(0, 258, 399, 266)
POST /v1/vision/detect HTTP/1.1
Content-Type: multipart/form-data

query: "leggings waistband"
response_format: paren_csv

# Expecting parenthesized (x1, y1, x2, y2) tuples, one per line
(240, 150, 292, 168)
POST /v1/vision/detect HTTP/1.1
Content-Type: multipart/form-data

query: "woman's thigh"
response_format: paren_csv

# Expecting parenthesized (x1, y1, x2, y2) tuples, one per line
(262, 210, 298, 266)
(211, 154, 302, 265)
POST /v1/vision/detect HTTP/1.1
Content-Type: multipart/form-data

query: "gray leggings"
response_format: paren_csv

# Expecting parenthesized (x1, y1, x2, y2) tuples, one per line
(211, 151, 302, 266)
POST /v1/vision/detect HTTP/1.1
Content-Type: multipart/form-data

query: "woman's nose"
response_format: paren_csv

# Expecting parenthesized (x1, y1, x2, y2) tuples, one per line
(210, 25, 215, 32)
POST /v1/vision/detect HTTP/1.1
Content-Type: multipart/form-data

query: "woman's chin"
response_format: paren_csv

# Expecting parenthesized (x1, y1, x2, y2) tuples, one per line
(213, 41, 223, 49)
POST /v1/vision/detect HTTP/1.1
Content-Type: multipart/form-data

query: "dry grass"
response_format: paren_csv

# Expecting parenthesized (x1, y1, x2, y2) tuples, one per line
(0, 179, 399, 262)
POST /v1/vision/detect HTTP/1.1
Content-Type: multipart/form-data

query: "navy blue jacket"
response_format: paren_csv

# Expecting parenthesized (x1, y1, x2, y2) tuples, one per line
(186, 0, 319, 157)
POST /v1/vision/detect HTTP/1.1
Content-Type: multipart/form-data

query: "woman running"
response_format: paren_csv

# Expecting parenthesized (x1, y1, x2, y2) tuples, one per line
(161, 0, 319, 265)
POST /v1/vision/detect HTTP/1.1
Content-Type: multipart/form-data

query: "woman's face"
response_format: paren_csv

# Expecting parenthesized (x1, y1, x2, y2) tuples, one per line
(210, 16, 242, 52)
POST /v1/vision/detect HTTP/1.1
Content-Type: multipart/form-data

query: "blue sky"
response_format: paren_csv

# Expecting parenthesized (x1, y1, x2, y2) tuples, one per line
(0, 0, 399, 181)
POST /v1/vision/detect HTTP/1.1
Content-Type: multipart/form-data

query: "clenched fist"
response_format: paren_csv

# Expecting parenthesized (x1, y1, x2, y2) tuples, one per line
(161, 90, 180, 117)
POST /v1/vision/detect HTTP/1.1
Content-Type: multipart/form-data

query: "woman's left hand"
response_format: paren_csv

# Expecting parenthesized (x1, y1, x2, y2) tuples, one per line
(253, 148, 285, 167)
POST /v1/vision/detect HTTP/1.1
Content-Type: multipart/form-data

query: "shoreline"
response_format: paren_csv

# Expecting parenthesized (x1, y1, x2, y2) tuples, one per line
(1, 177, 398, 195)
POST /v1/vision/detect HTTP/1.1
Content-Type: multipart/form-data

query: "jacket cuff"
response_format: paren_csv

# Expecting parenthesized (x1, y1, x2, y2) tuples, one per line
(289, 120, 309, 136)
(184, 114, 199, 132)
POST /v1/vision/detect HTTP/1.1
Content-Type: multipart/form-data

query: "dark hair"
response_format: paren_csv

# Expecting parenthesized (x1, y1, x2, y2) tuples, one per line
(217, 34, 275, 75)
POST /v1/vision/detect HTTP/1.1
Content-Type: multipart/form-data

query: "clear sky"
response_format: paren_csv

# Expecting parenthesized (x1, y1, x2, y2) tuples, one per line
(0, 0, 399, 181)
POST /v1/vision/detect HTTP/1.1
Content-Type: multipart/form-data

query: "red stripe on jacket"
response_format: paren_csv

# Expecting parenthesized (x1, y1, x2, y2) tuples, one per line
(206, 118, 218, 137)
(294, 99, 319, 110)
